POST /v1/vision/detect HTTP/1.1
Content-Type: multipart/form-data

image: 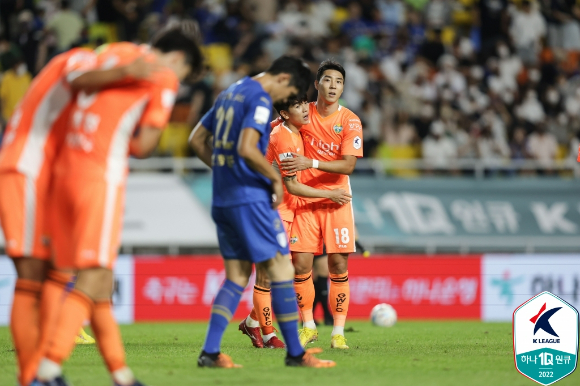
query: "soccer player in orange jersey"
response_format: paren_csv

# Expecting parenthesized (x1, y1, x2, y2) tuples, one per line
(34, 22, 202, 386)
(279, 60, 363, 349)
(0, 46, 159, 386)
(239, 96, 351, 349)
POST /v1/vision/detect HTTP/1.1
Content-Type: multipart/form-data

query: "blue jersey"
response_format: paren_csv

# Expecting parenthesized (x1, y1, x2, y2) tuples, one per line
(200, 77, 273, 207)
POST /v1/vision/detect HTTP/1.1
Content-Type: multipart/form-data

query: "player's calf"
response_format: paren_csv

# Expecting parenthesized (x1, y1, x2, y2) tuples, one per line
(37, 268, 142, 386)
(200, 260, 251, 365)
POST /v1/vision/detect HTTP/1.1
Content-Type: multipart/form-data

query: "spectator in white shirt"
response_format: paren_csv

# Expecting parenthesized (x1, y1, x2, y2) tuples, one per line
(527, 124, 559, 170)
(46, 0, 84, 52)
(509, 0, 547, 65)
(516, 89, 546, 124)
(422, 120, 458, 169)
(476, 122, 510, 167)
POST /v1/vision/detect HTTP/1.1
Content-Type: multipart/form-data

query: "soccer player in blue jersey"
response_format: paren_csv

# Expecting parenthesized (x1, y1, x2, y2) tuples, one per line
(189, 56, 336, 368)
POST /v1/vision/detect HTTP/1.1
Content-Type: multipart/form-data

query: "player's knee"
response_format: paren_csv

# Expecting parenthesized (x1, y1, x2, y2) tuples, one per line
(75, 268, 114, 300)
(328, 254, 348, 275)
(293, 259, 311, 275)
(266, 253, 294, 282)
(11, 258, 49, 282)
(255, 265, 271, 288)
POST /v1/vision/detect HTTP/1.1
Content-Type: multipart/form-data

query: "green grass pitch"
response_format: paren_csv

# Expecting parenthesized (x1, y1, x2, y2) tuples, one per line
(1, 321, 578, 386)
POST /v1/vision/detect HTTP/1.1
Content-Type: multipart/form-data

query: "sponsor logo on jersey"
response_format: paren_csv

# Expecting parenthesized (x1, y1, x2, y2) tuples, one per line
(349, 123, 362, 132)
(309, 137, 340, 156)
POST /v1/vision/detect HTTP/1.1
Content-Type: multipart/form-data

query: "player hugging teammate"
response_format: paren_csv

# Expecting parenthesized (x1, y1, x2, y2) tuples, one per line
(0, 21, 203, 386)
(239, 93, 352, 349)
(225, 59, 364, 354)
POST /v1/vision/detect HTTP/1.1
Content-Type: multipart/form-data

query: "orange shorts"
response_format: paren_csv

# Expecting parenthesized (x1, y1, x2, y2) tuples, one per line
(282, 219, 292, 239)
(289, 201, 355, 255)
(0, 171, 50, 259)
(49, 176, 125, 270)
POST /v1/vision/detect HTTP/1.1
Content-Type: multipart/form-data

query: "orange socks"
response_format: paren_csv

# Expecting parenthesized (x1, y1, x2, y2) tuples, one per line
(39, 271, 72, 348)
(251, 285, 274, 335)
(294, 271, 315, 328)
(21, 271, 72, 386)
(91, 300, 127, 373)
(329, 272, 349, 335)
(11, 279, 42, 383)
(45, 289, 92, 366)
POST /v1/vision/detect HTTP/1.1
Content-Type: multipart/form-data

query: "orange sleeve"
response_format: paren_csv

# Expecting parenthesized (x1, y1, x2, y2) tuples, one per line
(341, 111, 363, 158)
(265, 130, 278, 164)
(63, 49, 98, 83)
(275, 130, 300, 178)
(138, 74, 179, 129)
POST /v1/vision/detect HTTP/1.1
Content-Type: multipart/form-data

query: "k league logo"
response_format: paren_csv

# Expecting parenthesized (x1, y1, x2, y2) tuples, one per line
(513, 291, 579, 385)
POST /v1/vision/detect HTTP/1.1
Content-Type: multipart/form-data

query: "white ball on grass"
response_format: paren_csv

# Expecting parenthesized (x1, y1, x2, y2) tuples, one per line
(370, 303, 397, 327)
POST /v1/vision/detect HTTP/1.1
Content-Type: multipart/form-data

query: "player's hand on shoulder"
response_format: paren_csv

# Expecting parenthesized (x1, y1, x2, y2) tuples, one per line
(281, 153, 312, 173)
(124, 56, 162, 80)
(271, 178, 284, 209)
(327, 188, 352, 205)
(270, 116, 283, 129)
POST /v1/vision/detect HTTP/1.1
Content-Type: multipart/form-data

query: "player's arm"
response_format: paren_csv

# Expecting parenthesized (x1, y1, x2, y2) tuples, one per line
(129, 127, 163, 159)
(69, 56, 160, 92)
(189, 122, 213, 167)
(282, 154, 357, 175)
(130, 78, 178, 158)
(283, 175, 351, 205)
(238, 128, 284, 209)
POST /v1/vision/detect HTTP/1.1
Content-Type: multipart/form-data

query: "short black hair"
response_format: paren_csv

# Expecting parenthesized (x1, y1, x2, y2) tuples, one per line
(151, 20, 204, 76)
(266, 56, 312, 97)
(274, 94, 308, 119)
(316, 59, 346, 83)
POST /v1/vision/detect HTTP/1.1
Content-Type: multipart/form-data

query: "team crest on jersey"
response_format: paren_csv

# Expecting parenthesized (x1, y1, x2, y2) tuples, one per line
(333, 124, 343, 134)
(290, 235, 298, 244)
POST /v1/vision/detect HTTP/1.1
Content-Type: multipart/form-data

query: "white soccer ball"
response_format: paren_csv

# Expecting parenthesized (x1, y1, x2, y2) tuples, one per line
(370, 303, 397, 327)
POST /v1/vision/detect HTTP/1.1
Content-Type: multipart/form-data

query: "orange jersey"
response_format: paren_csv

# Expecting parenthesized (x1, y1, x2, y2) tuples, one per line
(265, 123, 304, 222)
(53, 43, 178, 182)
(298, 102, 363, 202)
(0, 48, 97, 176)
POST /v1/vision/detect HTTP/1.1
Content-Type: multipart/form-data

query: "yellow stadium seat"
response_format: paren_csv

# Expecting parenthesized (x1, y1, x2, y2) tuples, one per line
(88, 23, 119, 43)
(441, 27, 456, 46)
(157, 123, 192, 158)
(376, 144, 420, 177)
(203, 44, 233, 74)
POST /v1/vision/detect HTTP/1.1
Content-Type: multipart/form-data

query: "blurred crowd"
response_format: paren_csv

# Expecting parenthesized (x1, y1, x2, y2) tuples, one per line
(1, 0, 580, 173)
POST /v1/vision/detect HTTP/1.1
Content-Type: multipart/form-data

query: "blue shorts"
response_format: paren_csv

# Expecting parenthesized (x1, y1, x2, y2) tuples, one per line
(212, 201, 290, 263)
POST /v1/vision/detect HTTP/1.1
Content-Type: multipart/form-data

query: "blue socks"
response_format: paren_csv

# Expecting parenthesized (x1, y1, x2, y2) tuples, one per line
(202, 279, 244, 354)
(271, 280, 304, 357)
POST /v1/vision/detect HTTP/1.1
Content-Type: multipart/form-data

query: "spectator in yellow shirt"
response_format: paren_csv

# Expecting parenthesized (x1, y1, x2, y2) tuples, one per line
(0, 54, 32, 124)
